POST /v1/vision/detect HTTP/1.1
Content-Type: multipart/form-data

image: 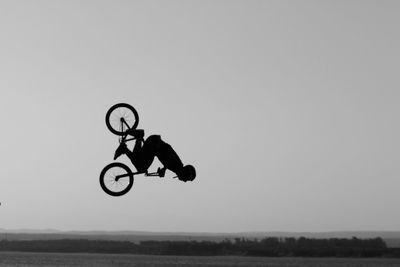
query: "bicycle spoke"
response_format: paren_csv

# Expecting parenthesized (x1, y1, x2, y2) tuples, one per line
(112, 113, 120, 120)
(121, 109, 127, 117)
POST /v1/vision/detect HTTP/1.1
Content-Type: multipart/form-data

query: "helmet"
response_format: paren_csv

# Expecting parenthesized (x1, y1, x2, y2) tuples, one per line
(178, 165, 196, 182)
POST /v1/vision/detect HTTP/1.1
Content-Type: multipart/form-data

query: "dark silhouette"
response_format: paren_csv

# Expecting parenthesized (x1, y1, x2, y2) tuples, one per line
(100, 103, 196, 196)
(114, 130, 196, 182)
(1, 237, 398, 257)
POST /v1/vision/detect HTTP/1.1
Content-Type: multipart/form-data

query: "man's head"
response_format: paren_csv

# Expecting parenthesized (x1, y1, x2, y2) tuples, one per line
(177, 165, 196, 182)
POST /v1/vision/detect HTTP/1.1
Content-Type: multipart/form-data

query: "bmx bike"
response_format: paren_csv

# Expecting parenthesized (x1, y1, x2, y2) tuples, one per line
(100, 103, 160, 197)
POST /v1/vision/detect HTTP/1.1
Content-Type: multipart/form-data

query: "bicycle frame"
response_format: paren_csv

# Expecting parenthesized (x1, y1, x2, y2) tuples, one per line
(115, 170, 160, 181)
(115, 171, 140, 181)
(119, 118, 135, 142)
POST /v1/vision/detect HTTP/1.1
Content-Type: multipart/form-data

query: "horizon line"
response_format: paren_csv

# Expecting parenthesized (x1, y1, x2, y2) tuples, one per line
(1, 228, 400, 234)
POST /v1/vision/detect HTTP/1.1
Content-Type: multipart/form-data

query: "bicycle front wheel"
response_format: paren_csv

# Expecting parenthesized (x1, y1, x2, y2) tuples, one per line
(100, 162, 134, 196)
(105, 103, 139, 136)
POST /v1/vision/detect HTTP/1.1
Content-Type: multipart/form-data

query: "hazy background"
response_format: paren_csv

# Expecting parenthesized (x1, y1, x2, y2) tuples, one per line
(0, 0, 399, 233)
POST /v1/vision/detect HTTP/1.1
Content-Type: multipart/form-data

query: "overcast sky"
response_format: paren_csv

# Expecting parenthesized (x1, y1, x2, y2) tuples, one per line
(0, 0, 399, 233)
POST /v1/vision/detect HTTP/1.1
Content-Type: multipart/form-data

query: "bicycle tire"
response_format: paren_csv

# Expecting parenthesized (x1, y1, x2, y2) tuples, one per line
(105, 103, 139, 136)
(100, 162, 134, 197)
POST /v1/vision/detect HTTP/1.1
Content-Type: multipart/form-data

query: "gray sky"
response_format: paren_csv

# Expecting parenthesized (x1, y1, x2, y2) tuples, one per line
(0, 0, 399, 232)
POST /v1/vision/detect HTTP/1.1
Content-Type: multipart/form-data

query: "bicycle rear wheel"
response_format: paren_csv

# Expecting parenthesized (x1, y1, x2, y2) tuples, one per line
(105, 103, 139, 136)
(100, 162, 134, 196)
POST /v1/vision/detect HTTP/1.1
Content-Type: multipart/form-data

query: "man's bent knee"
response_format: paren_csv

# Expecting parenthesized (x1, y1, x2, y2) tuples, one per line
(143, 135, 162, 151)
(145, 135, 161, 144)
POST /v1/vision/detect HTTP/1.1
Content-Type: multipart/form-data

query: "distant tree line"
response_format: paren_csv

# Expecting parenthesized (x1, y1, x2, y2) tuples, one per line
(1, 237, 400, 257)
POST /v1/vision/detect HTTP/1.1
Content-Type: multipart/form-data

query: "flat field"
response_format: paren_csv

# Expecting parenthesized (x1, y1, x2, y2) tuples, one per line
(1, 252, 400, 267)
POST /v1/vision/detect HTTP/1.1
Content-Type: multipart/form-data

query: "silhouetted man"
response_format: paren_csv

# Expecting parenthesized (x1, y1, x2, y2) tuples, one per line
(113, 129, 196, 182)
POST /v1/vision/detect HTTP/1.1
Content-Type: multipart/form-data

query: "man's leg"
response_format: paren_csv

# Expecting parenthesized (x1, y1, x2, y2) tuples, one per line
(126, 134, 157, 174)
(138, 135, 163, 175)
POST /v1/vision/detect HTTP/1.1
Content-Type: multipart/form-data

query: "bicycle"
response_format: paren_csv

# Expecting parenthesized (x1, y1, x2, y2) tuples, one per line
(99, 103, 161, 197)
